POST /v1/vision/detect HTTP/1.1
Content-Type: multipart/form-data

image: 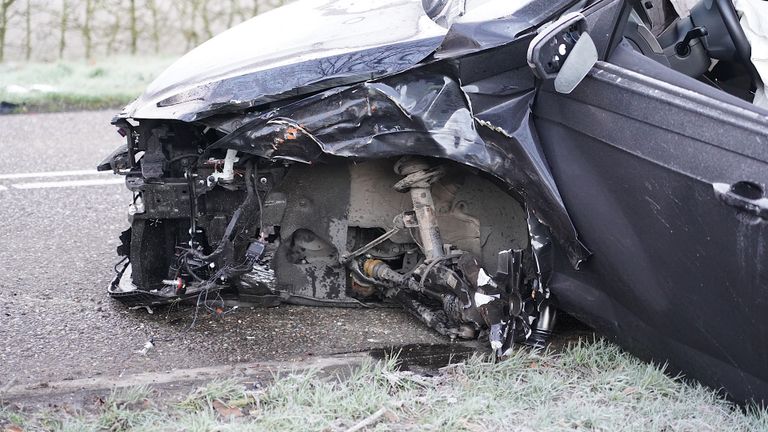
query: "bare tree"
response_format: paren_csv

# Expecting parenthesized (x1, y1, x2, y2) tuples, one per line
(105, 11, 120, 56)
(146, 0, 160, 53)
(24, 0, 31, 60)
(200, 0, 213, 40)
(0, 0, 293, 62)
(58, 0, 70, 59)
(226, 0, 240, 28)
(81, 0, 95, 59)
(96, 0, 121, 56)
(0, 0, 16, 62)
(129, 0, 137, 55)
(174, 1, 199, 51)
(188, 0, 206, 42)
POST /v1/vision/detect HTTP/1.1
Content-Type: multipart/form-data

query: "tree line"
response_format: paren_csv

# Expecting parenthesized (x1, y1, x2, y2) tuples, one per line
(0, 0, 288, 62)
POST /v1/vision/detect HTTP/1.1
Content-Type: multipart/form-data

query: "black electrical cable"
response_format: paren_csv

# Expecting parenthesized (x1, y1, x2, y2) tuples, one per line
(253, 164, 265, 237)
(113, 256, 129, 274)
(191, 161, 257, 262)
(186, 167, 198, 247)
(184, 254, 206, 282)
(419, 255, 453, 290)
(150, 158, 268, 349)
(142, 157, 266, 348)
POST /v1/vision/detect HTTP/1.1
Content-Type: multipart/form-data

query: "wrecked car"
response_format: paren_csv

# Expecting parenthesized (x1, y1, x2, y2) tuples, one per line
(99, 0, 768, 403)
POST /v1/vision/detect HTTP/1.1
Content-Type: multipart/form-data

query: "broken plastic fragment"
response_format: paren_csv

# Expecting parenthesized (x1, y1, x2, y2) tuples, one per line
(129, 305, 153, 314)
(136, 340, 155, 356)
(476, 268, 494, 287)
(473, 292, 500, 307)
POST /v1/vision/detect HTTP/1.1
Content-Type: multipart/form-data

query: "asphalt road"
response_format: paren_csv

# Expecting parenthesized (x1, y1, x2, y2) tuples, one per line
(0, 111, 445, 388)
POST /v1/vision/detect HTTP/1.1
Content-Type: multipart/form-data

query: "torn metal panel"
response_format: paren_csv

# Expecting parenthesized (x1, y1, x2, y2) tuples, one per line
(207, 66, 589, 266)
(526, 209, 553, 290)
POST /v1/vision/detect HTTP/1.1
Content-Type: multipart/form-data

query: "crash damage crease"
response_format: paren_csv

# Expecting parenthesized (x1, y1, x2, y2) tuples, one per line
(433, 0, 579, 58)
(118, 0, 452, 122)
(115, 0, 579, 122)
(154, 38, 448, 122)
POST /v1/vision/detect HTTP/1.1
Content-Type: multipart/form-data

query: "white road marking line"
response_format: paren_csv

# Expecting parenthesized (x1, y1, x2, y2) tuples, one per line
(0, 169, 109, 180)
(11, 178, 125, 189)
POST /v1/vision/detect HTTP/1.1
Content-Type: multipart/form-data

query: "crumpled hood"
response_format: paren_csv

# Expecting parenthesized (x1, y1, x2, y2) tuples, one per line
(121, 0, 448, 122)
(118, 0, 573, 122)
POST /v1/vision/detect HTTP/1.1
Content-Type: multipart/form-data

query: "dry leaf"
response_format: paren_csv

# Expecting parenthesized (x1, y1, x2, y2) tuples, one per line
(212, 400, 244, 418)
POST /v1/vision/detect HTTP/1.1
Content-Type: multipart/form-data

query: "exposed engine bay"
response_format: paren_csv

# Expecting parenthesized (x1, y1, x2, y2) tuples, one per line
(107, 121, 557, 354)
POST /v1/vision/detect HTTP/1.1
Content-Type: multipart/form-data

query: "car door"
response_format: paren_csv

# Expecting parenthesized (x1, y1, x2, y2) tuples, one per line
(532, 1, 768, 403)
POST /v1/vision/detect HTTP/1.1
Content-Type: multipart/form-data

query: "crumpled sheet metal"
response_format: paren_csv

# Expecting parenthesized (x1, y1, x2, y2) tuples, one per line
(208, 66, 590, 266)
(434, 0, 578, 59)
(526, 209, 554, 288)
(121, 0, 449, 122)
(153, 38, 447, 123)
(118, 0, 577, 122)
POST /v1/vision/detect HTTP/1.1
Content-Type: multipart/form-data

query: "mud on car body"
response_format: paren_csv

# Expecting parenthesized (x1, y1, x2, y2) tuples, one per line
(99, 0, 768, 403)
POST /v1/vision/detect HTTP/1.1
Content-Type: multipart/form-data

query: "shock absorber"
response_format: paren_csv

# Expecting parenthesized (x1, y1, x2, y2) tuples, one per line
(393, 157, 446, 261)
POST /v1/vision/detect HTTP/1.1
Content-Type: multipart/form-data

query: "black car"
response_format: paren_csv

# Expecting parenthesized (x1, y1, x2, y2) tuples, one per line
(99, 0, 768, 403)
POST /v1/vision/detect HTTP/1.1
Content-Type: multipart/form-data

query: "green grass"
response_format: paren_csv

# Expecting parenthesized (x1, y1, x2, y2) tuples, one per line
(179, 379, 248, 411)
(0, 56, 175, 112)
(2, 338, 767, 431)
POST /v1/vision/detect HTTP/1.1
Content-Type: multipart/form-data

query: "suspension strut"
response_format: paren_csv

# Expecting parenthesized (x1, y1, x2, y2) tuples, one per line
(393, 157, 446, 261)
